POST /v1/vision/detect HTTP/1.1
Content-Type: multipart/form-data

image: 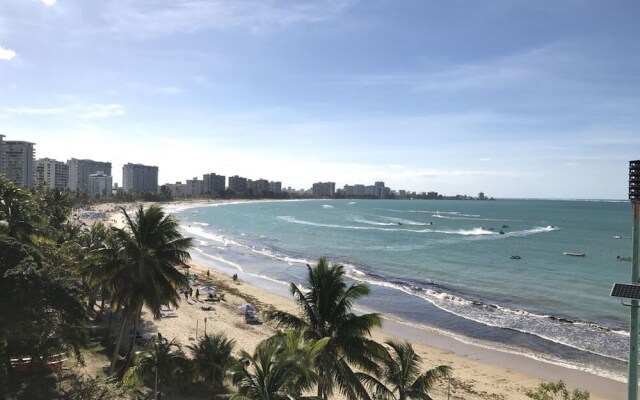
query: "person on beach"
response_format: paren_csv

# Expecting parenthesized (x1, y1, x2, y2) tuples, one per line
(206, 270, 210, 278)
(189, 287, 193, 297)
(195, 289, 199, 301)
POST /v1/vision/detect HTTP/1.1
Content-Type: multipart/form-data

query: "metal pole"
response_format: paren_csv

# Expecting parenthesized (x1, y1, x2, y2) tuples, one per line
(631, 202, 640, 400)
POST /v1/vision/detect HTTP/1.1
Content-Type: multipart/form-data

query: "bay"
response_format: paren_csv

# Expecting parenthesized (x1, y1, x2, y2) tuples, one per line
(172, 199, 634, 380)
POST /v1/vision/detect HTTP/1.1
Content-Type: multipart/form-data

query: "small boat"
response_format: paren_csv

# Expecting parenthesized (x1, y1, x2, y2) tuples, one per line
(614, 235, 622, 239)
(510, 255, 521, 260)
(502, 224, 509, 229)
(564, 252, 585, 257)
(617, 256, 632, 262)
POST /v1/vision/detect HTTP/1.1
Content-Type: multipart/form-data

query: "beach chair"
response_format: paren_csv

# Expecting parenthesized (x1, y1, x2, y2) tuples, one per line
(160, 310, 178, 318)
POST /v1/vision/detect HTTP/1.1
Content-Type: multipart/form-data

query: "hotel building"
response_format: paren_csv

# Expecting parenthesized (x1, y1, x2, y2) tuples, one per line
(228, 175, 248, 194)
(88, 171, 113, 198)
(312, 182, 336, 197)
(122, 163, 158, 193)
(36, 158, 69, 189)
(2, 140, 36, 187)
(203, 173, 226, 195)
(67, 158, 112, 193)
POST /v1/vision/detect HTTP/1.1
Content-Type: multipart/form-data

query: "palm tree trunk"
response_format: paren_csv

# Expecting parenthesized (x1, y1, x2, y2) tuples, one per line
(127, 306, 142, 355)
(109, 312, 130, 374)
(97, 286, 107, 318)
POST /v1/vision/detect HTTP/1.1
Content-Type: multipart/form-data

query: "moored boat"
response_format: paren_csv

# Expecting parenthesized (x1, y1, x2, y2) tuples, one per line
(564, 252, 585, 257)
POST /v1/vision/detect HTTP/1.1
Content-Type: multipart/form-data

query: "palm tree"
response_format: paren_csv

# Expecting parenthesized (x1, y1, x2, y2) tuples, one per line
(266, 258, 385, 400)
(90, 205, 191, 374)
(124, 334, 189, 399)
(0, 176, 39, 242)
(362, 340, 451, 400)
(232, 330, 326, 400)
(188, 333, 236, 399)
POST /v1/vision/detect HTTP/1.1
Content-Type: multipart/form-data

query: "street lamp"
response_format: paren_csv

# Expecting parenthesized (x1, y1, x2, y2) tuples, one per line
(611, 160, 640, 400)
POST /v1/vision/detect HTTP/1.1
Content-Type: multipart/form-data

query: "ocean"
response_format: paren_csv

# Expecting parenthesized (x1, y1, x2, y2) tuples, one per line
(170, 199, 634, 381)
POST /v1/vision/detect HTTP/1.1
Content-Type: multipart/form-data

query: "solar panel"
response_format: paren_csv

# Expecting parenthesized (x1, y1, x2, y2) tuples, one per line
(611, 283, 640, 300)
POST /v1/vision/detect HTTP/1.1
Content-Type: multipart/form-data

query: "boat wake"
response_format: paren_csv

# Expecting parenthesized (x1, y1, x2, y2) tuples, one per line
(279, 216, 557, 238)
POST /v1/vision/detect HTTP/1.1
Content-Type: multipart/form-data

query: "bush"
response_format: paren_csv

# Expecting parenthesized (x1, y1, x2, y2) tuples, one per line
(525, 380, 589, 400)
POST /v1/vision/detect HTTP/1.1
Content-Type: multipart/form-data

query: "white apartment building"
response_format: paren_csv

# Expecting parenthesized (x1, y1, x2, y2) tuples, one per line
(67, 158, 112, 193)
(88, 171, 112, 198)
(163, 182, 188, 197)
(122, 163, 158, 193)
(186, 177, 204, 196)
(3, 140, 35, 187)
(36, 158, 69, 189)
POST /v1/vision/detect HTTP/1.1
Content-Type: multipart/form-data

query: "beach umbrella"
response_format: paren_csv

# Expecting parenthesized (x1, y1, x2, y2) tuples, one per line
(200, 286, 216, 293)
(238, 304, 256, 313)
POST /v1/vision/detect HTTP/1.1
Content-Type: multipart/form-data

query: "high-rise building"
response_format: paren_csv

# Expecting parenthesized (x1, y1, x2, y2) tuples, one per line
(186, 177, 204, 196)
(312, 182, 335, 197)
(228, 175, 248, 194)
(36, 158, 69, 189)
(268, 181, 282, 194)
(162, 182, 188, 197)
(248, 178, 269, 195)
(3, 140, 35, 187)
(88, 171, 112, 198)
(203, 173, 226, 195)
(67, 158, 112, 193)
(374, 181, 386, 199)
(122, 163, 158, 193)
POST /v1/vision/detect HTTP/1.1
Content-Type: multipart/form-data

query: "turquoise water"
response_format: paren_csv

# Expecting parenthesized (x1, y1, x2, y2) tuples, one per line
(172, 199, 634, 379)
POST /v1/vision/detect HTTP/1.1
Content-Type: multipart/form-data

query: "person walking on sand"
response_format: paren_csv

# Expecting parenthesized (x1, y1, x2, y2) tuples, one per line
(206, 270, 210, 278)
(195, 289, 200, 301)
(189, 287, 193, 297)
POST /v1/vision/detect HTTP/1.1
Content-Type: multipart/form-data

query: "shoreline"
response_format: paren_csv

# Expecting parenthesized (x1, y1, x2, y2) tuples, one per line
(187, 252, 624, 399)
(90, 200, 627, 399)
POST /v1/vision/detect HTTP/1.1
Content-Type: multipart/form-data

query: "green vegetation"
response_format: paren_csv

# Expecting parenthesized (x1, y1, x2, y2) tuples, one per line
(525, 380, 590, 400)
(187, 333, 237, 399)
(266, 258, 386, 400)
(2, 174, 590, 400)
(362, 340, 451, 400)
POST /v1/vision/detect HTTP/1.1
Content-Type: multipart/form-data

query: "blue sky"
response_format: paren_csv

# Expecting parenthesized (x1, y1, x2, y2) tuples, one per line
(1, 0, 639, 199)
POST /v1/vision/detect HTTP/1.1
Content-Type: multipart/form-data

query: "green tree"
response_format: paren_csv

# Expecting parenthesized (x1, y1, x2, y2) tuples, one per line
(526, 380, 589, 400)
(56, 372, 140, 400)
(124, 334, 189, 399)
(90, 205, 191, 374)
(361, 340, 451, 400)
(0, 176, 39, 241)
(232, 330, 327, 400)
(0, 234, 88, 398)
(37, 187, 73, 236)
(188, 333, 236, 399)
(266, 258, 385, 400)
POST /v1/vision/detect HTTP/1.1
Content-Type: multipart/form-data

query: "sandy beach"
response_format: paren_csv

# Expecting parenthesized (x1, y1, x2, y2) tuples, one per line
(80, 202, 626, 399)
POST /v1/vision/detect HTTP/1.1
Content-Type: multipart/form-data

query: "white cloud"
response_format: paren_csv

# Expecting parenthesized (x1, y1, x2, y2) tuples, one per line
(1, 103, 125, 119)
(41, 0, 56, 6)
(0, 46, 16, 61)
(101, 0, 355, 39)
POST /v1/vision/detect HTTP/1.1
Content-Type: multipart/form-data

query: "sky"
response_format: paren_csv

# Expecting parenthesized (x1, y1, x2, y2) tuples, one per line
(1, 0, 639, 199)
